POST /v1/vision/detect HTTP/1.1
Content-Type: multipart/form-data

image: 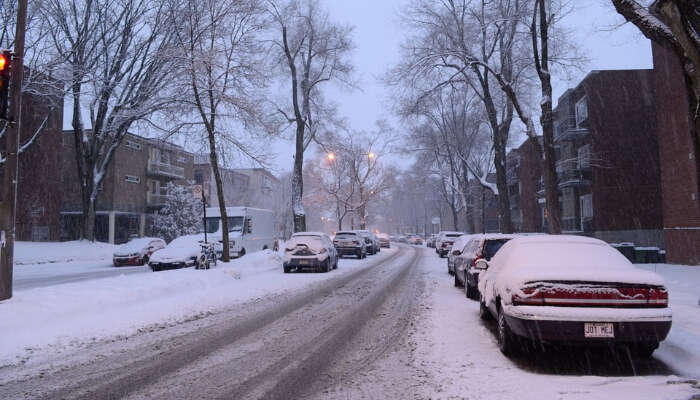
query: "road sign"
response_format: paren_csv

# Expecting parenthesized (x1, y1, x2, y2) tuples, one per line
(193, 185, 203, 199)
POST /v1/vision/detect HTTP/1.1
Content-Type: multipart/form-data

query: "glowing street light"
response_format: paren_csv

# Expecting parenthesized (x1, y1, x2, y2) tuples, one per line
(368, 152, 376, 159)
(327, 152, 336, 161)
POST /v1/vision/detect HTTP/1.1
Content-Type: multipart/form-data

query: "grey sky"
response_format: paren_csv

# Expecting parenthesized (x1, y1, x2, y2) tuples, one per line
(268, 0, 653, 174)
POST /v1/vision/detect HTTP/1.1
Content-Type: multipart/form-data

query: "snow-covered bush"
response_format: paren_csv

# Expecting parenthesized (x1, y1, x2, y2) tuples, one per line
(153, 183, 203, 242)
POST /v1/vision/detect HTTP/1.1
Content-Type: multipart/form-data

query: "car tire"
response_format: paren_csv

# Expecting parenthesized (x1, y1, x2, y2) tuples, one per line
(497, 305, 518, 357)
(466, 283, 476, 300)
(283, 265, 290, 273)
(323, 259, 330, 273)
(150, 265, 159, 272)
(479, 297, 492, 321)
(454, 272, 463, 287)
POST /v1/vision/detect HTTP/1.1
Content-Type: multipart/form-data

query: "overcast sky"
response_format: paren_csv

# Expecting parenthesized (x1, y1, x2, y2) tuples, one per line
(268, 0, 654, 174)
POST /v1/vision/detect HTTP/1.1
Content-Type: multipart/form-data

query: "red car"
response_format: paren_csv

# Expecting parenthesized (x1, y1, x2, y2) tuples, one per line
(113, 237, 166, 266)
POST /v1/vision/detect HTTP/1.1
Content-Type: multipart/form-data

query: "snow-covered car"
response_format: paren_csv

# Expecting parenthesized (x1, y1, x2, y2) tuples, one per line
(113, 237, 165, 266)
(148, 235, 209, 272)
(435, 231, 464, 257)
(427, 234, 437, 248)
(454, 234, 519, 298)
(446, 234, 477, 275)
(377, 233, 391, 248)
(283, 232, 338, 273)
(355, 230, 379, 255)
(333, 231, 367, 258)
(478, 235, 672, 358)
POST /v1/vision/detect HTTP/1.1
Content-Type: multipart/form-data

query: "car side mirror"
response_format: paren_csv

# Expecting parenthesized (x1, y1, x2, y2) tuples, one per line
(452, 250, 461, 256)
(475, 259, 489, 270)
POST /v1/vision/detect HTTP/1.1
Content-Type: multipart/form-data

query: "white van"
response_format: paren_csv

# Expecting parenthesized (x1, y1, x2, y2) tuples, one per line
(204, 207, 275, 258)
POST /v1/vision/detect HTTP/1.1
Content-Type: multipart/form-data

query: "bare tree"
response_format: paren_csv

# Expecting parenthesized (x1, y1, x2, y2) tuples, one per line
(389, 0, 530, 233)
(166, 0, 267, 261)
(267, 0, 354, 232)
(611, 0, 700, 152)
(41, 0, 177, 241)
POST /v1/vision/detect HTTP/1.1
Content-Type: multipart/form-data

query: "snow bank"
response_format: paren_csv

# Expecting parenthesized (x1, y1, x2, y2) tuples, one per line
(14, 241, 117, 265)
(0, 247, 395, 366)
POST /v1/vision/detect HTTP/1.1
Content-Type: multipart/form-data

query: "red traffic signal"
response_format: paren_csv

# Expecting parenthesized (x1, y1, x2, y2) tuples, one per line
(0, 53, 7, 71)
(0, 50, 11, 120)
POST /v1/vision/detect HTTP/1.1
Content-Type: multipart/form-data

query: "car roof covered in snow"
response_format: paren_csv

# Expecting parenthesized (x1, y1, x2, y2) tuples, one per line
(465, 233, 522, 242)
(292, 232, 328, 237)
(114, 237, 163, 254)
(487, 235, 665, 287)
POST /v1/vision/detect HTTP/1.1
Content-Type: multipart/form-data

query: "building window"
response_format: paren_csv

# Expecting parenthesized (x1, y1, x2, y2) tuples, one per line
(578, 145, 591, 169)
(178, 155, 187, 163)
(194, 170, 203, 185)
(125, 175, 141, 184)
(580, 194, 593, 219)
(126, 140, 142, 150)
(160, 151, 170, 164)
(575, 97, 588, 127)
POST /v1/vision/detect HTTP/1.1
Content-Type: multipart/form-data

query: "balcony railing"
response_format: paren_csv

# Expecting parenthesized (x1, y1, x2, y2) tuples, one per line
(556, 157, 591, 174)
(554, 116, 589, 142)
(147, 192, 169, 208)
(557, 170, 591, 188)
(147, 160, 185, 180)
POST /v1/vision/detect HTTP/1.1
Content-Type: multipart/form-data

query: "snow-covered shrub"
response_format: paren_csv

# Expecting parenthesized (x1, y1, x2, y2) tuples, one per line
(153, 183, 203, 242)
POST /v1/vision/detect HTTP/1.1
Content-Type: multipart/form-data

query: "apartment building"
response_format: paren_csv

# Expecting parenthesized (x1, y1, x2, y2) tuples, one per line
(60, 132, 194, 244)
(1, 84, 64, 241)
(506, 137, 543, 233)
(235, 168, 280, 210)
(546, 70, 663, 246)
(652, 42, 700, 264)
(193, 154, 250, 207)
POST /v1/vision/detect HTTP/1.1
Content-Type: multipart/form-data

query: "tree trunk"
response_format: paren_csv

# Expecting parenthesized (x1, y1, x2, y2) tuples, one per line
(82, 198, 96, 242)
(540, 88, 562, 234)
(208, 134, 230, 262)
(494, 126, 513, 234)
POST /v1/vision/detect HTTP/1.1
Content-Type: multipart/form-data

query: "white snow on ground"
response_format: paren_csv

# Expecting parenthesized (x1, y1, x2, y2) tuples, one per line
(0, 246, 397, 366)
(413, 247, 700, 399)
(638, 263, 700, 379)
(14, 241, 116, 265)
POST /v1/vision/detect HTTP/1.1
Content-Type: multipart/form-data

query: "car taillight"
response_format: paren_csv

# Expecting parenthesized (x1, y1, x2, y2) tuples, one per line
(511, 283, 669, 308)
(471, 256, 482, 267)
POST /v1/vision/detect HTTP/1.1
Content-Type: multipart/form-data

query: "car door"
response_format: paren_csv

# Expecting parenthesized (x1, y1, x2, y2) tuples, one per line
(458, 240, 478, 284)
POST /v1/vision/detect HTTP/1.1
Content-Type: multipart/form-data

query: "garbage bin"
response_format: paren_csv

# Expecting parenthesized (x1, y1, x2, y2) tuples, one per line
(615, 242, 635, 262)
(634, 247, 660, 264)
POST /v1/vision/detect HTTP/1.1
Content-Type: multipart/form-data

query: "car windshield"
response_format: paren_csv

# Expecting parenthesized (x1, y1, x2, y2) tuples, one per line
(482, 239, 510, 260)
(205, 216, 244, 234)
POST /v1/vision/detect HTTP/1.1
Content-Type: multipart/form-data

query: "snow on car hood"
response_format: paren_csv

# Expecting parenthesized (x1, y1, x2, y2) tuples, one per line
(114, 238, 158, 256)
(481, 236, 666, 305)
(150, 235, 202, 263)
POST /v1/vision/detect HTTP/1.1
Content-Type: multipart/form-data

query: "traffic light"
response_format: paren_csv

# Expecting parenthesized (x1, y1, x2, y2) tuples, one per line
(0, 50, 11, 120)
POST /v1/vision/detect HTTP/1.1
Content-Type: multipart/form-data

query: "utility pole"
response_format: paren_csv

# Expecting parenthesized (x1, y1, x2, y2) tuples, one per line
(0, 0, 27, 301)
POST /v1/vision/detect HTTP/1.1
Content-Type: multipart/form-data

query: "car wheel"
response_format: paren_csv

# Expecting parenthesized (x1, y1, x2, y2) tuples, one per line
(150, 265, 158, 272)
(283, 265, 290, 273)
(240, 248, 246, 257)
(497, 305, 518, 357)
(323, 259, 330, 273)
(466, 283, 476, 299)
(479, 296, 492, 321)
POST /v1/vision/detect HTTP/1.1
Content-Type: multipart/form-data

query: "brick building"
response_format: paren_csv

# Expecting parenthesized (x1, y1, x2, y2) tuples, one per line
(60, 132, 195, 244)
(506, 137, 542, 233)
(1, 84, 64, 241)
(652, 42, 700, 264)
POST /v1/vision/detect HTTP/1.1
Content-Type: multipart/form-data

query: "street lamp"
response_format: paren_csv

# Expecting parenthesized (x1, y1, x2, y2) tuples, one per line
(368, 152, 375, 159)
(327, 152, 336, 161)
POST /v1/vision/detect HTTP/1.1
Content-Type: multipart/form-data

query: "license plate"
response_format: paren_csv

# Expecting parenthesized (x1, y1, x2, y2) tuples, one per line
(298, 259, 310, 265)
(584, 323, 614, 338)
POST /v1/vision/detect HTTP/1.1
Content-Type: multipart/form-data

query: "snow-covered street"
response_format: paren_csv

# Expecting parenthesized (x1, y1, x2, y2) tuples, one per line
(1, 244, 698, 399)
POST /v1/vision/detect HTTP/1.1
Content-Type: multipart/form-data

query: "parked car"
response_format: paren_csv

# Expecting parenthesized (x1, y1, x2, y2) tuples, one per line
(356, 230, 380, 254)
(377, 233, 391, 248)
(149, 235, 210, 271)
(397, 235, 408, 243)
(435, 231, 464, 257)
(333, 231, 367, 259)
(113, 237, 165, 266)
(283, 232, 338, 273)
(478, 235, 671, 358)
(446, 234, 477, 275)
(427, 234, 438, 248)
(454, 234, 519, 298)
